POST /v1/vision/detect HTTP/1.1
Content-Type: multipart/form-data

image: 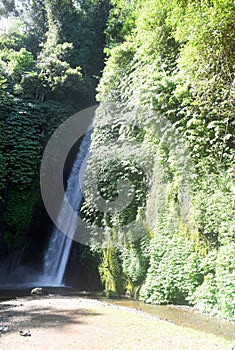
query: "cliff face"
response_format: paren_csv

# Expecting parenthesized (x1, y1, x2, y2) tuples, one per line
(81, 0, 235, 320)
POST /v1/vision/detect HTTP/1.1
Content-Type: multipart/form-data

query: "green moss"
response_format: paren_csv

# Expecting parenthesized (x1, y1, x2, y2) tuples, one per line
(99, 244, 126, 296)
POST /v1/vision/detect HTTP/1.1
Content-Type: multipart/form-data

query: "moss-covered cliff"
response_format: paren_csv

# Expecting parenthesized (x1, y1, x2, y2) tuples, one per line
(82, 0, 235, 320)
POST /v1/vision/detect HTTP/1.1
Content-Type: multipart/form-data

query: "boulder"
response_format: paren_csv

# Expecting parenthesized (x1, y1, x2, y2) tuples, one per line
(30, 287, 48, 295)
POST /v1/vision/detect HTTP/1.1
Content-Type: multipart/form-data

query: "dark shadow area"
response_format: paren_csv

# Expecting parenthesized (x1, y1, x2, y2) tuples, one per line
(0, 287, 103, 300)
(64, 242, 102, 290)
(0, 303, 18, 312)
(0, 297, 101, 336)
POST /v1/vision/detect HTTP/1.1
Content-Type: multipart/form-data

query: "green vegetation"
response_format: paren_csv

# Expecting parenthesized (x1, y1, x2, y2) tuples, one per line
(81, 0, 235, 321)
(1, 0, 235, 322)
(0, 0, 109, 247)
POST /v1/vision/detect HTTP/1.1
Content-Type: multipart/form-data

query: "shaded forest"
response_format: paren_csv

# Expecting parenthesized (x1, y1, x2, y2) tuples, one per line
(0, 0, 235, 321)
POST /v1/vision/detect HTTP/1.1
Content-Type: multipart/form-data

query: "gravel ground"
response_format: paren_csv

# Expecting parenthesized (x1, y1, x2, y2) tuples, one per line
(0, 295, 234, 350)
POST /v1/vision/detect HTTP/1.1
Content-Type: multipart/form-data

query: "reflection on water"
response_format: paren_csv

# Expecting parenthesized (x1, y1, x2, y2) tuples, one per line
(108, 299, 235, 341)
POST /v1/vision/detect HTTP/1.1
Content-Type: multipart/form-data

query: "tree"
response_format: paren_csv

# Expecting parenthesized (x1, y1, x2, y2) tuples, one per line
(105, 0, 137, 47)
(18, 0, 47, 57)
(0, 0, 18, 17)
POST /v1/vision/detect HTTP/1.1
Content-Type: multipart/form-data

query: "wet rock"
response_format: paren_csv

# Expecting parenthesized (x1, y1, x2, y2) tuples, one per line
(30, 287, 48, 295)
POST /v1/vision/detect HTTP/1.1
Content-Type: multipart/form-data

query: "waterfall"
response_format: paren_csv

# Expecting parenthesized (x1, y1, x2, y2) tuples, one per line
(38, 130, 91, 286)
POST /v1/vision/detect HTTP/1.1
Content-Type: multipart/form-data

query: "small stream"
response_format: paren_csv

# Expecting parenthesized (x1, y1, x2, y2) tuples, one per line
(105, 298, 235, 341)
(0, 287, 234, 341)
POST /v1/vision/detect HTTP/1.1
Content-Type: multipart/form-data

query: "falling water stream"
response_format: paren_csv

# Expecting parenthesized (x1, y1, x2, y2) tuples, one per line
(38, 130, 92, 286)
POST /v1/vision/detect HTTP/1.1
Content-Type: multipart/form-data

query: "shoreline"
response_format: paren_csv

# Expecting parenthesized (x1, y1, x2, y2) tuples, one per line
(0, 287, 234, 342)
(0, 295, 234, 350)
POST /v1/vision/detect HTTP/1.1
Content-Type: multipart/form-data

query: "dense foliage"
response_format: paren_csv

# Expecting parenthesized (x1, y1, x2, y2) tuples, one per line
(81, 0, 235, 321)
(1, 0, 235, 322)
(0, 0, 109, 249)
